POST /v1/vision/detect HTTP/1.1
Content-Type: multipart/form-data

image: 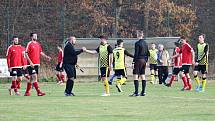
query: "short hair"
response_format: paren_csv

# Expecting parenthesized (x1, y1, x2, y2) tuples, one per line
(30, 33, 36, 37)
(99, 35, 107, 40)
(12, 36, 18, 39)
(58, 45, 63, 48)
(199, 33, 206, 39)
(117, 39, 123, 45)
(137, 30, 144, 37)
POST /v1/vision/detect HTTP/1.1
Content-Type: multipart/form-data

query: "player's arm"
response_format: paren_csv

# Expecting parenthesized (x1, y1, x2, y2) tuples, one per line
(108, 45, 113, 70)
(133, 42, 139, 63)
(25, 52, 34, 67)
(75, 49, 83, 55)
(83, 47, 98, 54)
(41, 52, 51, 61)
(191, 49, 195, 64)
(124, 49, 134, 58)
(6, 47, 11, 72)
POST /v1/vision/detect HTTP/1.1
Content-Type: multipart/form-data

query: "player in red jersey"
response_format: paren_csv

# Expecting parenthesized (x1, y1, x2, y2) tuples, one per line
(179, 36, 195, 91)
(55, 45, 65, 85)
(24, 33, 51, 96)
(166, 40, 182, 87)
(6, 36, 25, 96)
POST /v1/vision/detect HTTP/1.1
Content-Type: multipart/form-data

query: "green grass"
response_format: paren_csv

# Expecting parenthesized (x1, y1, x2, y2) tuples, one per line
(0, 80, 215, 121)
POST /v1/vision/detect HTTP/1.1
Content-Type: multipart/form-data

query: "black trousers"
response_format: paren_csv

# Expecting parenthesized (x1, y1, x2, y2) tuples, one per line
(157, 66, 168, 85)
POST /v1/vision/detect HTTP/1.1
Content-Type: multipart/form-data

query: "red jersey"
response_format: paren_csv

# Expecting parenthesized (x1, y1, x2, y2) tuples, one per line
(181, 42, 193, 65)
(26, 41, 42, 65)
(57, 50, 63, 63)
(173, 47, 182, 68)
(6, 45, 25, 68)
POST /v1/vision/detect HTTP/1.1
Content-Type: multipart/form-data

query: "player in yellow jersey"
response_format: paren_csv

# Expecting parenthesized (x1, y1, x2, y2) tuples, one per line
(148, 43, 158, 84)
(193, 34, 209, 92)
(83, 36, 113, 96)
(113, 39, 134, 92)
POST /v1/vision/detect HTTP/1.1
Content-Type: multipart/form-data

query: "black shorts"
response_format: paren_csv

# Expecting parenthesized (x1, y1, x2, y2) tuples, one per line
(100, 67, 110, 78)
(114, 69, 126, 77)
(64, 64, 76, 79)
(194, 65, 207, 74)
(133, 59, 146, 75)
(22, 68, 29, 76)
(180, 65, 190, 74)
(10, 68, 23, 77)
(150, 64, 158, 71)
(55, 63, 64, 72)
(172, 67, 181, 75)
(27, 65, 39, 75)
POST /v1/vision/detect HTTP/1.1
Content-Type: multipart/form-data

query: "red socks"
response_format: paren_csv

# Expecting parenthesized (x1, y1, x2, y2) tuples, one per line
(187, 78, 192, 90)
(16, 80, 21, 89)
(56, 74, 61, 81)
(33, 82, 41, 94)
(182, 76, 188, 88)
(25, 82, 32, 94)
(61, 75, 65, 82)
(169, 75, 176, 85)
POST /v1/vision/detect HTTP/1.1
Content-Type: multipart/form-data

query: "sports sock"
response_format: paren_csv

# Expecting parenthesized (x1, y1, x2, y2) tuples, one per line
(16, 80, 21, 89)
(65, 79, 74, 94)
(141, 80, 146, 94)
(202, 78, 207, 91)
(56, 74, 61, 81)
(134, 80, 139, 94)
(11, 80, 16, 89)
(104, 79, 110, 94)
(194, 75, 200, 87)
(121, 77, 126, 84)
(61, 75, 65, 82)
(169, 75, 176, 85)
(187, 78, 192, 89)
(33, 82, 41, 94)
(25, 82, 32, 94)
(182, 76, 188, 88)
(151, 74, 155, 81)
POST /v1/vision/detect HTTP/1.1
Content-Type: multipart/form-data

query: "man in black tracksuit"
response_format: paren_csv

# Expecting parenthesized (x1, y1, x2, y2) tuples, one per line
(62, 36, 83, 96)
(130, 31, 150, 96)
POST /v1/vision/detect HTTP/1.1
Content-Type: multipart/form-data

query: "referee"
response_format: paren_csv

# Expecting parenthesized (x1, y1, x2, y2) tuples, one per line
(63, 36, 83, 96)
(130, 31, 150, 97)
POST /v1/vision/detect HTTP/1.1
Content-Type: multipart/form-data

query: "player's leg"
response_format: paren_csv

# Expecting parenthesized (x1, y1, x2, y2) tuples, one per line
(200, 65, 207, 92)
(139, 60, 146, 96)
(64, 64, 76, 96)
(100, 67, 110, 96)
(9, 69, 18, 95)
(154, 65, 158, 84)
(162, 66, 168, 85)
(193, 65, 200, 91)
(166, 68, 179, 87)
(150, 64, 155, 84)
(130, 60, 140, 97)
(32, 66, 45, 96)
(157, 66, 163, 84)
(180, 65, 189, 90)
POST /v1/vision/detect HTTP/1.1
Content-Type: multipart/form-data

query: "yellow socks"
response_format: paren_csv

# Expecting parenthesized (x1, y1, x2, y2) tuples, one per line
(202, 78, 207, 92)
(194, 75, 200, 87)
(104, 80, 110, 94)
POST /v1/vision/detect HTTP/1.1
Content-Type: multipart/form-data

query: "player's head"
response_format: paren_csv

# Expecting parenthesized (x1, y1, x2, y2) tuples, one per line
(158, 44, 164, 51)
(30, 33, 37, 41)
(12, 36, 19, 45)
(150, 43, 156, 49)
(174, 39, 182, 47)
(68, 36, 76, 44)
(57, 45, 63, 50)
(179, 36, 187, 44)
(137, 30, 144, 39)
(117, 39, 124, 47)
(198, 33, 205, 44)
(99, 35, 107, 45)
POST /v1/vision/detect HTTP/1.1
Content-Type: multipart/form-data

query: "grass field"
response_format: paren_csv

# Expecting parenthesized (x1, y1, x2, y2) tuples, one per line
(0, 80, 215, 121)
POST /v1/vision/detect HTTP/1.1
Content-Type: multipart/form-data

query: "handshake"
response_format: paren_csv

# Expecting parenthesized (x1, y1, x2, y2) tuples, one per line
(82, 47, 87, 52)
